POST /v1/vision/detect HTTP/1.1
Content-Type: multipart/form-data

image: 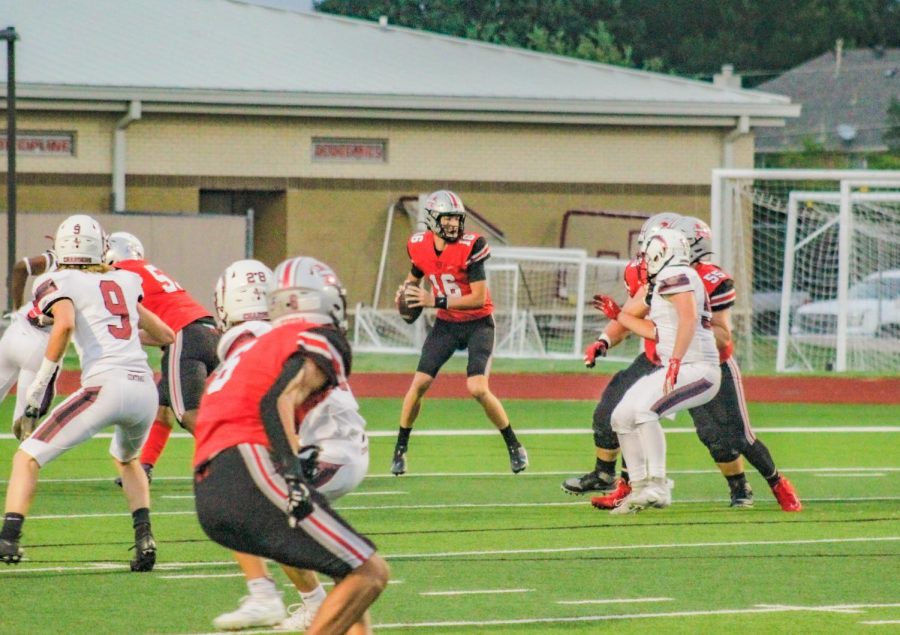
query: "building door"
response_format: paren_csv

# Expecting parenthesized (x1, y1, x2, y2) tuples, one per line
(200, 190, 286, 267)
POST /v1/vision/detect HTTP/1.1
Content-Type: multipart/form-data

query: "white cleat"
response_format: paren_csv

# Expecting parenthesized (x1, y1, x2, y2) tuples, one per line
(213, 594, 287, 631)
(277, 603, 317, 631)
(609, 478, 672, 514)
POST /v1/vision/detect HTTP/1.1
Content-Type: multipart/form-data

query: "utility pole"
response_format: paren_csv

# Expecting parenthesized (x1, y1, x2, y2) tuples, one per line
(1, 26, 19, 313)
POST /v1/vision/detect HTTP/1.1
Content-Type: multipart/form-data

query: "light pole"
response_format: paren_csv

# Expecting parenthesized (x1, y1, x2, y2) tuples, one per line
(1, 26, 18, 313)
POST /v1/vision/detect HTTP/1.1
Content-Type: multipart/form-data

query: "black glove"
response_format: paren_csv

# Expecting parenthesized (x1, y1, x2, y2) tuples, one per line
(285, 472, 314, 527)
(297, 445, 321, 482)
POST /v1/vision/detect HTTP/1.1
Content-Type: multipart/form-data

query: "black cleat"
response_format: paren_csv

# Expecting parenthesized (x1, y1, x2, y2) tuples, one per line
(0, 538, 22, 565)
(129, 526, 157, 572)
(390, 450, 407, 476)
(509, 444, 529, 474)
(729, 482, 754, 508)
(115, 463, 153, 488)
(561, 470, 617, 495)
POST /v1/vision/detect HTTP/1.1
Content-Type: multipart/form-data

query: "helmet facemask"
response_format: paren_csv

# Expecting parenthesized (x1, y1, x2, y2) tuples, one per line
(644, 228, 692, 280)
(423, 190, 467, 243)
(671, 216, 713, 264)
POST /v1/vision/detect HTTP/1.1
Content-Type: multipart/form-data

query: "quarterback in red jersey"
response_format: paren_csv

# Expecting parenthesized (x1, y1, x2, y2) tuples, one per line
(561, 213, 677, 505)
(105, 232, 220, 482)
(193, 257, 388, 635)
(391, 190, 528, 475)
(673, 217, 801, 511)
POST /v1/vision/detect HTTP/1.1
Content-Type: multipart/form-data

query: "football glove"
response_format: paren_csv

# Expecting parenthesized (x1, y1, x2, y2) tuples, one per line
(285, 473, 314, 528)
(664, 357, 681, 395)
(12, 406, 39, 441)
(592, 294, 621, 320)
(297, 444, 320, 482)
(583, 335, 611, 368)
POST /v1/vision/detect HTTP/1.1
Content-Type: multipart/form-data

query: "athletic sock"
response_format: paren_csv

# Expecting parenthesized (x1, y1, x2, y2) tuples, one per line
(300, 585, 327, 610)
(743, 439, 778, 482)
(247, 576, 279, 598)
(0, 513, 24, 541)
(395, 427, 412, 453)
(500, 424, 520, 449)
(139, 419, 172, 466)
(726, 473, 748, 492)
(595, 457, 616, 477)
(131, 507, 150, 528)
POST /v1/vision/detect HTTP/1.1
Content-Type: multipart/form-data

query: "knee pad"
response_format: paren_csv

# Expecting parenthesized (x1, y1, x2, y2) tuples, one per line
(592, 404, 619, 450)
(696, 426, 740, 463)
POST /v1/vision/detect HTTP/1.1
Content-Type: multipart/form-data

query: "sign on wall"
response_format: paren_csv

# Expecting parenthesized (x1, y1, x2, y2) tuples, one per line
(311, 138, 386, 163)
(0, 131, 75, 156)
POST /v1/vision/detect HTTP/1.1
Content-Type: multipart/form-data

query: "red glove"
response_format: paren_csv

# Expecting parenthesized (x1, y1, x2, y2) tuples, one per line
(664, 357, 681, 394)
(592, 295, 621, 320)
(583, 336, 610, 368)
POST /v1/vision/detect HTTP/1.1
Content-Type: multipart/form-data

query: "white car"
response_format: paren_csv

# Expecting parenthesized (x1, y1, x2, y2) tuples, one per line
(792, 269, 900, 338)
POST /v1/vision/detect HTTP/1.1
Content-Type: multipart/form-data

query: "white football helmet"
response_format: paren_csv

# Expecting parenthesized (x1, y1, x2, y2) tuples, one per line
(213, 259, 275, 329)
(268, 256, 347, 329)
(671, 216, 713, 263)
(104, 231, 145, 265)
(637, 212, 682, 255)
(644, 227, 692, 278)
(54, 214, 106, 265)
(423, 190, 466, 243)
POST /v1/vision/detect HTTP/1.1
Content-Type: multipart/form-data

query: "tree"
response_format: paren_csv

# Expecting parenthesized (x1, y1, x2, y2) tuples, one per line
(884, 97, 900, 154)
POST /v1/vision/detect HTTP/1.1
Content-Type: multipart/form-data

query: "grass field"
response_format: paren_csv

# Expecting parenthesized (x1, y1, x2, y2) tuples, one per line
(0, 397, 898, 634)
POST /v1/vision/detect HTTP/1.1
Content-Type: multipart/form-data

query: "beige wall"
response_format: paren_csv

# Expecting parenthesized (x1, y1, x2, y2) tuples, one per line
(1, 108, 756, 306)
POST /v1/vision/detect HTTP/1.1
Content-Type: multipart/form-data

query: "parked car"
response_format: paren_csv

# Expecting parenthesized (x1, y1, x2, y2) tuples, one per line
(752, 289, 812, 335)
(792, 269, 900, 338)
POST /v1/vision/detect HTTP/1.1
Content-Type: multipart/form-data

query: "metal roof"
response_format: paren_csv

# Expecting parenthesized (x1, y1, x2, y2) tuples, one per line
(3, 0, 798, 124)
(756, 48, 899, 152)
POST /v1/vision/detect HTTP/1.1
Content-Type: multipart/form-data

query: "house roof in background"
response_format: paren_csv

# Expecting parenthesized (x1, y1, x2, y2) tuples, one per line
(756, 48, 900, 153)
(3, 0, 798, 124)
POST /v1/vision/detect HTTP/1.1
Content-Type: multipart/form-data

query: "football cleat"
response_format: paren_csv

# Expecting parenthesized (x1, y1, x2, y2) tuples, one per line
(771, 476, 802, 512)
(608, 477, 671, 515)
(509, 444, 528, 474)
(590, 478, 632, 510)
(213, 594, 287, 631)
(390, 450, 407, 476)
(729, 482, 754, 508)
(0, 538, 23, 565)
(561, 470, 616, 495)
(115, 463, 153, 488)
(277, 603, 316, 631)
(129, 525, 157, 572)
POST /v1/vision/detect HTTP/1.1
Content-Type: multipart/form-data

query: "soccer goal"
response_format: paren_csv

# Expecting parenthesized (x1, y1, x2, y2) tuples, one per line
(353, 246, 637, 360)
(711, 169, 900, 373)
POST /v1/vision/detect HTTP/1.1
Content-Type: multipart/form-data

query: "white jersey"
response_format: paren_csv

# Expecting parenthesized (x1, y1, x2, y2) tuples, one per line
(299, 383, 366, 449)
(649, 264, 719, 365)
(216, 320, 272, 363)
(32, 268, 151, 381)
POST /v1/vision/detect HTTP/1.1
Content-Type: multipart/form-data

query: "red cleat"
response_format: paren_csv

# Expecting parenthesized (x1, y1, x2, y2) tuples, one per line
(591, 479, 632, 510)
(771, 476, 802, 512)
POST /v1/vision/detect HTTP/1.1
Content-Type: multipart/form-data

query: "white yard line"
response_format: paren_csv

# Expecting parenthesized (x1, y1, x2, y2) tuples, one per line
(815, 473, 887, 478)
(557, 597, 673, 605)
(860, 620, 900, 625)
(160, 490, 407, 500)
(420, 589, 533, 596)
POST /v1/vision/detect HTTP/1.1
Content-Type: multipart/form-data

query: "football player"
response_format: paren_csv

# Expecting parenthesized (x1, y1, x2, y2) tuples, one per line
(672, 216, 801, 511)
(562, 213, 680, 505)
(594, 227, 722, 513)
(208, 259, 371, 631)
(105, 232, 220, 484)
(391, 190, 527, 476)
(193, 256, 388, 635)
(0, 215, 174, 569)
(0, 248, 57, 438)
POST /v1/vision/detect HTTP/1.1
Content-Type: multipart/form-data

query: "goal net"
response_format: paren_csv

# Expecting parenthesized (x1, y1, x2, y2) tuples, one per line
(712, 169, 900, 373)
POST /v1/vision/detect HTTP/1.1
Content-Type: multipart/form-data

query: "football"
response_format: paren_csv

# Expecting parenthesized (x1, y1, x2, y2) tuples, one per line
(397, 282, 423, 324)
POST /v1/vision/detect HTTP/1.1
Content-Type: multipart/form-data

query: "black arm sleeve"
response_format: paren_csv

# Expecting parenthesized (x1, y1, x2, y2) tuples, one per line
(259, 352, 306, 480)
(468, 258, 486, 283)
(410, 263, 424, 278)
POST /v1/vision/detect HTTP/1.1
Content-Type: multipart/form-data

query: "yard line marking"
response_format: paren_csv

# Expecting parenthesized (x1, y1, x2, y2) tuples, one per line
(161, 573, 245, 579)
(861, 620, 900, 625)
(21, 495, 900, 519)
(159, 490, 407, 500)
(557, 597, 673, 605)
(815, 473, 887, 478)
(381, 536, 900, 560)
(12, 466, 900, 484)
(420, 589, 533, 596)
(756, 603, 863, 614)
(2, 426, 897, 442)
(3, 537, 896, 577)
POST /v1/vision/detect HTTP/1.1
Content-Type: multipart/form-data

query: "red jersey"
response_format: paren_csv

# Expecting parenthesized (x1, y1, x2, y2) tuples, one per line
(623, 258, 659, 364)
(694, 261, 736, 362)
(113, 259, 210, 332)
(193, 321, 351, 467)
(407, 231, 493, 322)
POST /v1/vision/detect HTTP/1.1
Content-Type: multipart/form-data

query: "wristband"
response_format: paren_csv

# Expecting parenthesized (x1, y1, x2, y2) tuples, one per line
(435, 296, 448, 310)
(598, 334, 612, 347)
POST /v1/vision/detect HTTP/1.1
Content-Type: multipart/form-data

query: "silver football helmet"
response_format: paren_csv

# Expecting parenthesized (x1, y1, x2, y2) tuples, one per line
(644, 227, 692, 278)
(671, 216, 713, 263)
(268, 256, 347, 330)
(104, 231, 145, 265)
(637, 212, 682, 255)
(54, 214, 106, 265)
(213, 259, 275, 329)
(423, 190, 466, 243)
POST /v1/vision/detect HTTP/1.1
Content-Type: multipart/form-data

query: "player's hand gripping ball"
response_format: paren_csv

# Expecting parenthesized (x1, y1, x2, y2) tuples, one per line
(396, 282, 423, 324)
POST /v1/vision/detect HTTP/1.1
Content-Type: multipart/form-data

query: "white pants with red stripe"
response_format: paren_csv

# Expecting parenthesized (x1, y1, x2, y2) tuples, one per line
(0, 317, 50, 422)
(20, 369, 157, 466)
